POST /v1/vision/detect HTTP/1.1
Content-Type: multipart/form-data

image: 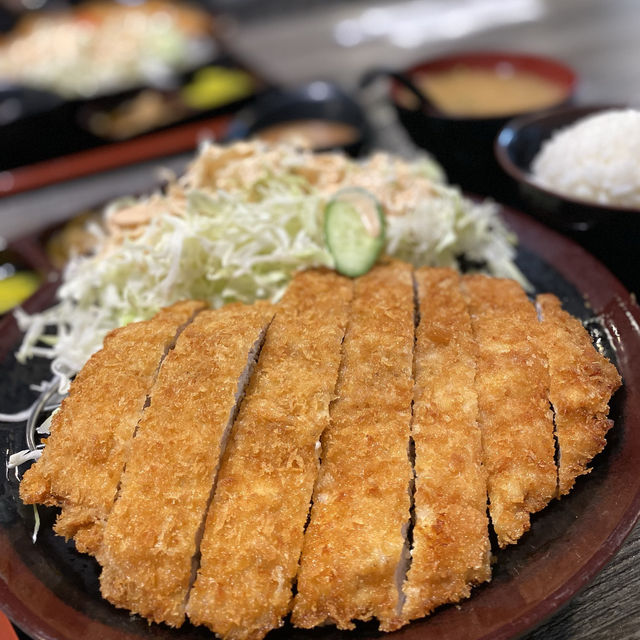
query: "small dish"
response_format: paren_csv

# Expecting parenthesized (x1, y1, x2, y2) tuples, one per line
(368, 51, 576, 197)
(226, 81, 371, 156)
(76, 62, 259, 142)
(0, 233, 54, 316)
(494, 104, 640, 231)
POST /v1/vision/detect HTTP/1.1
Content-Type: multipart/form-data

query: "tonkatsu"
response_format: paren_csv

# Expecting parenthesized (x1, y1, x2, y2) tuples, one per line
(98, 302, 274, 627)
(19, 300, 205, 555)
(292, 261, 414, 632)
(19, 264, 621, 638)
(186, 270, 353, 640)
(462, 275, 557, 548)
(536, 294, 621, 495)
(401, 268, 491, 622)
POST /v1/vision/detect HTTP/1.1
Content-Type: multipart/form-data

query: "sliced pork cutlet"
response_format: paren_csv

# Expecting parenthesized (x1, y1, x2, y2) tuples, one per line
(186, 270, 353, 640)
(401, 268, 491, 623)
(462, 275, 556, 548)
(292, 261, 414, 633)
(536, 294, 621, 496)
(20, 300, 205, 555)
(97, 302, 274, 627)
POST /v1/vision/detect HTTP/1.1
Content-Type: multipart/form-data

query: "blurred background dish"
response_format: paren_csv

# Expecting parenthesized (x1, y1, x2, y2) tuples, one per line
(77, 63, 257, 141)
(0, 1, 267, 171)
(371, 50, 576, 197)
(0, 0, 217, 99)
(494, 104, 640, 231)
(226, 81, 371, 155)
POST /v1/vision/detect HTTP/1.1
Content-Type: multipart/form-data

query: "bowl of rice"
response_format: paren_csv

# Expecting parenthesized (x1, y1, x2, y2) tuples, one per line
(495, 105, 640, 230)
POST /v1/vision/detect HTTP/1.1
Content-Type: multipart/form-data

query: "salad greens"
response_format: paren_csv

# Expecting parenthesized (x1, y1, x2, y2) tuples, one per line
(16, 142, 524, 374)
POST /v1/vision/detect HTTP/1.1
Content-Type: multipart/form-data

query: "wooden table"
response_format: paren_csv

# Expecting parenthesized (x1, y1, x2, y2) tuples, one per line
(5, 1, 639, 637)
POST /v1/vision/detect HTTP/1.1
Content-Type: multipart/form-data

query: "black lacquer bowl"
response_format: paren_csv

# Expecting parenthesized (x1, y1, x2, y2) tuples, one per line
(226, 81, 372, 157)
(378, 51, 576, 199)
(495, 104, 640, 231)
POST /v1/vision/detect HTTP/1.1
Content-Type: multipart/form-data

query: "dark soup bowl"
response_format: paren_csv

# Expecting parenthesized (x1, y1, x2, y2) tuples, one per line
(225, 81, 371, 157)
(372, 51, 576, 197)
(495, 104, 640, 232)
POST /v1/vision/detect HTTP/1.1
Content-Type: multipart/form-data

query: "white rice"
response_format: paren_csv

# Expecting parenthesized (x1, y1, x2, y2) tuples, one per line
(531, 108, 640, 208)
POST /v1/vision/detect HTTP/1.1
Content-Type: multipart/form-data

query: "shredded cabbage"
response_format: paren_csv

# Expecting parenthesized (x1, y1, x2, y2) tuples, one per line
(15, 142, 524, 374)
(385, 183, 523, 281)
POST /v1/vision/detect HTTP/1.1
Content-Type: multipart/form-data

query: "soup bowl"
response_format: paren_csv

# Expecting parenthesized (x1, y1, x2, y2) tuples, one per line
(368, 51, 576, 198)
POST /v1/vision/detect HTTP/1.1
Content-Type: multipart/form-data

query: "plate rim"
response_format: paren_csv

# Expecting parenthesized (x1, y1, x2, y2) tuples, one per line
(1, 204, 639, 640)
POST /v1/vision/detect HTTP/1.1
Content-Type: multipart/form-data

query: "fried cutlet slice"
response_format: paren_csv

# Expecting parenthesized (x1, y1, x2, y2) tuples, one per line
(401, 268, 491, 622)
(97, 302, 274, 627)
(20, 300, 205, 555)
(536, 294, 621, 496)
(186, 270, 353, 640)
(462, 275, 556, 548)
(291, 261, 414, 633)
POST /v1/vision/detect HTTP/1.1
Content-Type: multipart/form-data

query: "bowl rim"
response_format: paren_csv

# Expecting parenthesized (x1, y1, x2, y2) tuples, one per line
(391, 49, 577, 122)
(247, 82, 367, 127)
(225, 81, 371, 152)
(494, 103, 640, 215)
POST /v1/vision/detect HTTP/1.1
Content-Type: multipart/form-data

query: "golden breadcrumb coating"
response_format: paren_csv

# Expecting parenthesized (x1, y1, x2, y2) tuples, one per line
(20, 300, 205, 555)
(97, 302, 274, 627)
(401, 268, 491, 622)
(536, 294, 621, 495)
(462, 275, 556, 548)
(292, 261, 414, 632)
(19, 265, 623, 638)
(186, 270, 353, 640)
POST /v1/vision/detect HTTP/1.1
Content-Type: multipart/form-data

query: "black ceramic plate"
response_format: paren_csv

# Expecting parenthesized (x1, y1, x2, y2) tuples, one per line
(1, 206, 639, 640)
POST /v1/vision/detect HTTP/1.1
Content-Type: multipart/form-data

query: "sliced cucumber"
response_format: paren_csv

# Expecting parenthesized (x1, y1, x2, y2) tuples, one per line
(324, 187, 386, 277)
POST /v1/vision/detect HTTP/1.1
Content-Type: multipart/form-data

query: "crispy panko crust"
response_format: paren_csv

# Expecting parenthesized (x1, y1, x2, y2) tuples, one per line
(401, 268, 491, 622)
(292, 261, 414, 632)
(536, 294, 621, 495)
(462, 275, 556, 548)
(20, 300, 205, 555)
(186, 270, 353, 640)
(97, 303, 274, 627)
(20, 266, 624, 637)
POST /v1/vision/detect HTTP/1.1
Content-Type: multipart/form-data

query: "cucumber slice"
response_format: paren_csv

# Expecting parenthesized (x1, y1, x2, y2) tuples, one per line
(324, 188, 386, 277)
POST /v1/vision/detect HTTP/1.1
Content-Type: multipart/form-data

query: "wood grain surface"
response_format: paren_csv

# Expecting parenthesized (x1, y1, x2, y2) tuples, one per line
(5, 4, 640, 637)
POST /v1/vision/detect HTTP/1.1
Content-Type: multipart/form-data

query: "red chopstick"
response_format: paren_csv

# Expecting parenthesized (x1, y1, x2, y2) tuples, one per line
(0, 114, 232, 198)
(0, 610, 19, 640)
